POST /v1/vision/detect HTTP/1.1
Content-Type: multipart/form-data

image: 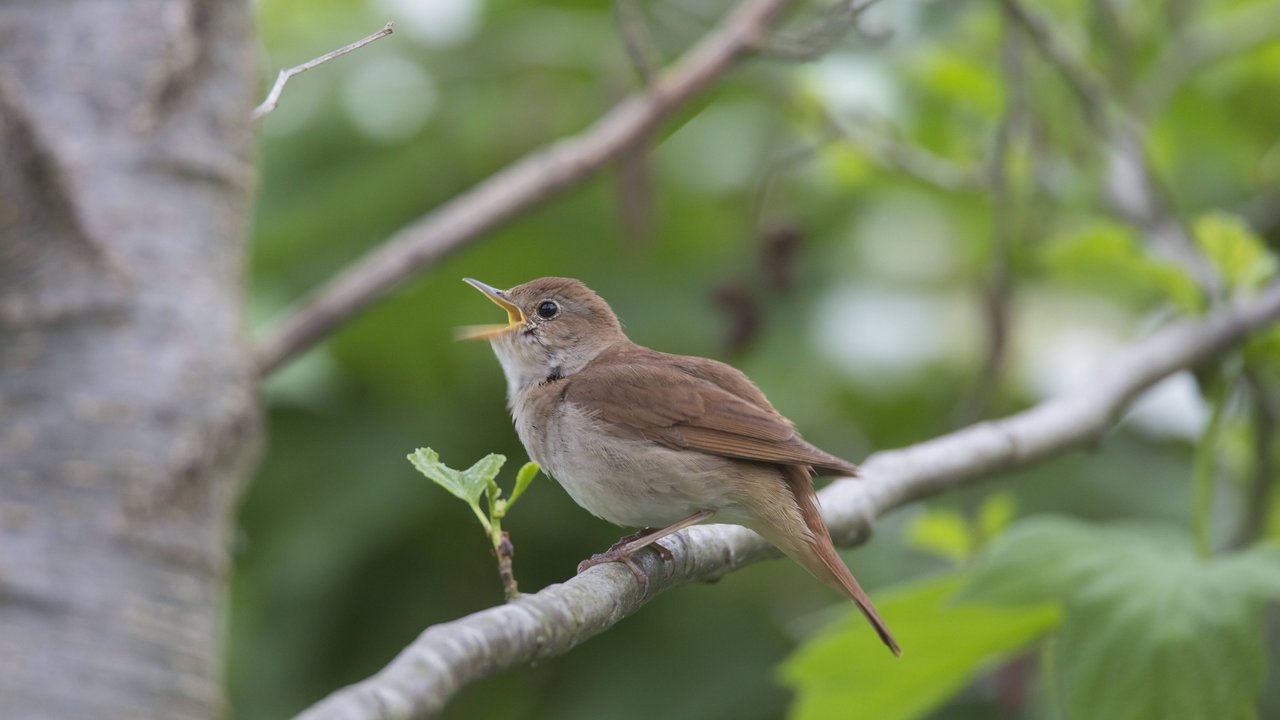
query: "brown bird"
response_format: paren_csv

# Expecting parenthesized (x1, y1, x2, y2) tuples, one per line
(462, 276, 900, 655)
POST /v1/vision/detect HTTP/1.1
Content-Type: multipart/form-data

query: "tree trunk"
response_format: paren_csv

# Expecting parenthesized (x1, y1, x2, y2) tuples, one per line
(0, 2, 259, 718)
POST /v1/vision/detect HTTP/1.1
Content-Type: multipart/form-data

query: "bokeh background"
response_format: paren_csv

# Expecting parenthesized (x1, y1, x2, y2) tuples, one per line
(233, 0, 1280, 717)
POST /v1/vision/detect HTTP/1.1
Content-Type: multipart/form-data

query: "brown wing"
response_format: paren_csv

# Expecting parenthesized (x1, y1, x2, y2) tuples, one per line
(564, 347, 859, 476)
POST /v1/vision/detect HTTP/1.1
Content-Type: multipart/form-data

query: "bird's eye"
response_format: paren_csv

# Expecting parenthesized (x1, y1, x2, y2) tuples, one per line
(536, 300, 559, 319)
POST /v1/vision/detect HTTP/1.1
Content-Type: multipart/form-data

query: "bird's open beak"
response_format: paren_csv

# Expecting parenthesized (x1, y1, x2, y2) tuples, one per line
(458, 278, 526, 340)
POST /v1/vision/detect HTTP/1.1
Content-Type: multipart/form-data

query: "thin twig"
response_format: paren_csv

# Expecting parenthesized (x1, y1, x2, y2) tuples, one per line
(254, 0, 802, 377)
(614, 0, 661, 85)
(1232, 365, 1279, 549)
(824, 110, 987, 192)
(495, 531, 520, 601)
(996, 0, 1109, 130)
(295, 281, 1280, 720)
(252, 22, 395, 121)
(1135, 2, 1280, 120)
(998, 0, 1219, 295)
(955, 12, 1026, 425)
(754, 0, 887, 60)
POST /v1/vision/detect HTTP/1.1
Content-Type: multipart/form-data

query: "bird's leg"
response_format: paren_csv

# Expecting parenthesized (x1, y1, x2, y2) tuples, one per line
(577, 510, 714, 595)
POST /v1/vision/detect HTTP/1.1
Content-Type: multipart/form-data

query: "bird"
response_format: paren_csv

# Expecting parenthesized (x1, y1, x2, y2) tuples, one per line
(461, 276, 900, 655)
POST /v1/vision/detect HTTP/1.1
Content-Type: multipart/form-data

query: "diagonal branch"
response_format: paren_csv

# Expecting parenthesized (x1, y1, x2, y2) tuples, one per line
(296, 281, 1280, 720)
(253, 0, 800, 377)
(252, 22, 395, 121)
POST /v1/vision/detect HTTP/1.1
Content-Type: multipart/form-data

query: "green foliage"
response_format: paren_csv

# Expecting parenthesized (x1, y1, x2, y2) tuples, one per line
(780, 574, 1059, 720)
(905, 508, 972, 563)
(906, 493, 1018, 564)
(409, 447, 501, 510)
(1193, 213, 1278, 293)
(978, 493, 1016, 541)
(963, 517, 1280, 720)
(408, 447, 540, 599)
(1042, 221, 1204, 313)
(409, 447, 539, 535)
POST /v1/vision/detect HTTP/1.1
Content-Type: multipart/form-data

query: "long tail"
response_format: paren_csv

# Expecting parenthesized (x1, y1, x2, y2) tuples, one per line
(754, 466, 901, 656)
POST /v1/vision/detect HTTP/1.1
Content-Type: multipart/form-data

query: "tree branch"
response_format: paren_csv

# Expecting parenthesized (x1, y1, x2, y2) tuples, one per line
(253, 0, 799, 377)
(954, 14, 1026, 425)
(296, 282, 1280, 720)
(252, 22, 395, 121)
(997, 0, 1220, 295)
(1135, 1, 1280, 120)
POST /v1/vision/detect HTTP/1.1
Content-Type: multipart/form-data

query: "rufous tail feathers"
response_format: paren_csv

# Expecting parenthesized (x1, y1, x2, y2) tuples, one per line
(777, 466, 901, 656)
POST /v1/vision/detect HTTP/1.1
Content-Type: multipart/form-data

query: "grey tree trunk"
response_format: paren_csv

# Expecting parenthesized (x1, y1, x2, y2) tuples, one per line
(0, 2, 260, 718)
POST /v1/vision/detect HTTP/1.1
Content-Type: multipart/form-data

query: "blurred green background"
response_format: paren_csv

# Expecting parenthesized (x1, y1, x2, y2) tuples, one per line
(232, 0, 1280, 718)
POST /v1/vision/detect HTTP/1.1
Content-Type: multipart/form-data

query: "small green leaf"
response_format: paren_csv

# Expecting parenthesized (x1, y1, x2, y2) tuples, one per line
(905, 507, 973, 563)
(963, 518, 1280, 720)
(977, 493, 1016, 542)
(914, 48, 1002, 117)
(1194, 213, 1277, 292)
(462, 453, 507, 495)
(408, 448, 491, 506)
(507, 461, 540, 509)
(780, 573, 1058, 720)
(1043, 221, 1204, 313)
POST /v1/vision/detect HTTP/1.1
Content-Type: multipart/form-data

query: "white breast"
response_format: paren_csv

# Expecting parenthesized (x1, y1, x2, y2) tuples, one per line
(517, 400, 746, 529)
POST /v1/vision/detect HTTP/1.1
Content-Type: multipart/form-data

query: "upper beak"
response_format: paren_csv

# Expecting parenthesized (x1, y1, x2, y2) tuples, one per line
(458, 278, 526, 340)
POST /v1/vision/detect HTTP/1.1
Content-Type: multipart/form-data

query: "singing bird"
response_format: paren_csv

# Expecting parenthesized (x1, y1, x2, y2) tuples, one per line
(462, 276, 899, 655)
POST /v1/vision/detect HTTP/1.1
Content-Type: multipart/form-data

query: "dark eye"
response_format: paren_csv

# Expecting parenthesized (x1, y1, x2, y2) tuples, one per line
(536, 300, 559, 319)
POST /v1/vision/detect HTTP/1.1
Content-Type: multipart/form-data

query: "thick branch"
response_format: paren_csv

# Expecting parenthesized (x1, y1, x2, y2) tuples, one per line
(254, 0, 796, 376)
(297, 282, 1280, 720)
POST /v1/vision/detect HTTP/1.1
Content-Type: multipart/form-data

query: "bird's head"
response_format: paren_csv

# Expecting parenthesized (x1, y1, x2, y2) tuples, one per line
(461, 277, 624, 394)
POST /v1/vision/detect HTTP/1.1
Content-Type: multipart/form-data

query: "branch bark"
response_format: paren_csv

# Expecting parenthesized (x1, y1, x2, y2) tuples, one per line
(296, 282, 1280, 720)
(253, 0, 798, 377)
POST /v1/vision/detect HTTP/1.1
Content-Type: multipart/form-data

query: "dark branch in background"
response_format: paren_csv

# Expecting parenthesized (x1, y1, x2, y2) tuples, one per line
(614, 0, 661, 85)
(253, 0, 804, 377)
(954, 15, 1026, 425)
(1135, 2, 1280, 120)
(611, 0, 660, 245)
(1232, 366, 1278, 549)
(824, 110, 988, 192)
(996, 0, 1220, 296)
(296, 282, 1280, 720)
(753, 0, 886, 60)
(252, 22, 395, 121)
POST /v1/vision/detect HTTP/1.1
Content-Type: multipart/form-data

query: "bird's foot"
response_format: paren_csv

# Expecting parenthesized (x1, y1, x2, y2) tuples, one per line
(602, 528, 675, 561)
(575, 510, 714, 596)
(577, 548, 653, 596)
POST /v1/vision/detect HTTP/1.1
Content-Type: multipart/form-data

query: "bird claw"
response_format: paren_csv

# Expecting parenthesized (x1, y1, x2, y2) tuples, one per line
(576, 539, 676, 597)
(577, 551, 651, 596)
(651, 540, 674, 563)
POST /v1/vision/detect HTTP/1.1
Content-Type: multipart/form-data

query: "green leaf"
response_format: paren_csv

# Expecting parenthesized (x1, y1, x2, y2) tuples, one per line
(780, 574, 1058, 720)
(905, 507, 973, 563)
(914, 49, 1002, 117)
(1043, 221, 1204, 313)
(507, 461, 540, 509)
(408, 447, 503, 507)
(463, 453, 508, 495)
(963, 518, 1280, 720)
(1193, 213, 1278, 292)
(977, 493, 1016, 542)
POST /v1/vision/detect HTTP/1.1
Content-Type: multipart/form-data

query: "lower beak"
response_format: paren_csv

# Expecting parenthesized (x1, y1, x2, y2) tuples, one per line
(458, 278, 526, 340)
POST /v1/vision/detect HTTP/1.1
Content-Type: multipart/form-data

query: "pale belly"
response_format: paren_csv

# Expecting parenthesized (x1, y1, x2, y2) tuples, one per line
(516, 400, 748, 528)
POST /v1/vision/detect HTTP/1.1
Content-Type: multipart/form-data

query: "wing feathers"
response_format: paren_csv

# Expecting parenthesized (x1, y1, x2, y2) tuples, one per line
(565, 347, 858, 476)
